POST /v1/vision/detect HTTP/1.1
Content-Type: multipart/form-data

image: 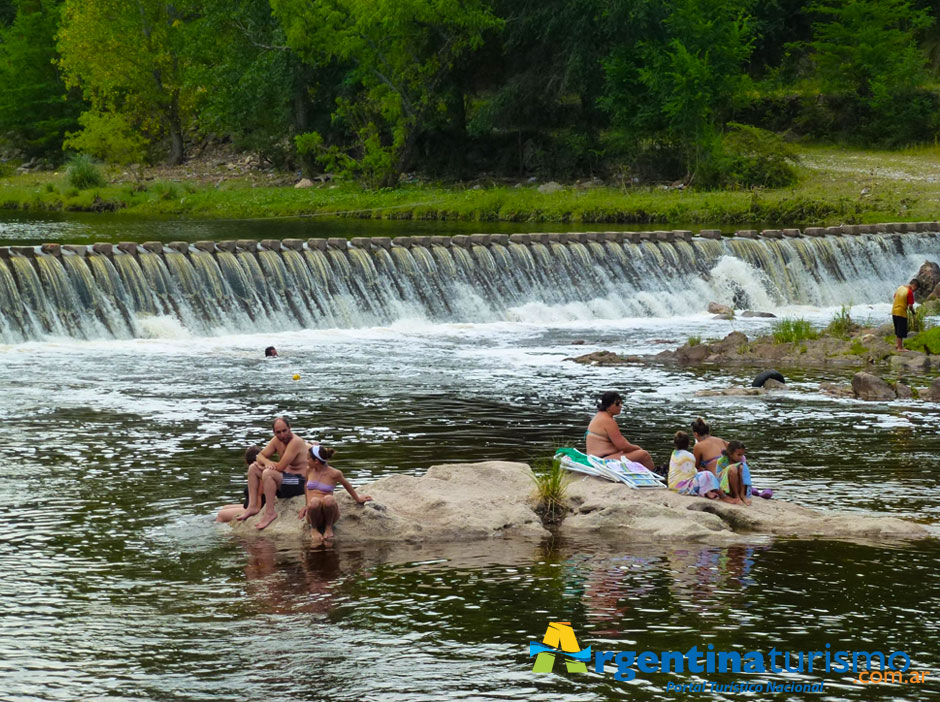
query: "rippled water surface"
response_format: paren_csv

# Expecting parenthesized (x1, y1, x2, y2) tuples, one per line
(1, 217, 939, 701)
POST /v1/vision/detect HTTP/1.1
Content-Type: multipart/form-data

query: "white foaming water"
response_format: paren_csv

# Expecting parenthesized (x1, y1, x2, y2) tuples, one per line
(137, 314, 193, 339)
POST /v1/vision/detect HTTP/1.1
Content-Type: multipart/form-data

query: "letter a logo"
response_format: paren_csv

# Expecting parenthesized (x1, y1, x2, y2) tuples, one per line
(529, 622, 590, 673)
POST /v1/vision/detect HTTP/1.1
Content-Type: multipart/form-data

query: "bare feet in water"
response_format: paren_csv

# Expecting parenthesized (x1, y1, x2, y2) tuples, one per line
(254, 512, 278, 530)
(323, 526, 335, 541)
(309, 530, 323, 546)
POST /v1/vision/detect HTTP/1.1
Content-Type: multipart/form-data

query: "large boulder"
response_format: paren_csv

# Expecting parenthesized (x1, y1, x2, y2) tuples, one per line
(914, 260, 940, 301)
(229, 461, 550, 542)
(851, 372, 897, 401)
(228, 462, 929, 544)
(707, 302, 733, 316)
(927, 377, 940, 402)
(559, 473, 926, 541)
(889, 352, 930, 373)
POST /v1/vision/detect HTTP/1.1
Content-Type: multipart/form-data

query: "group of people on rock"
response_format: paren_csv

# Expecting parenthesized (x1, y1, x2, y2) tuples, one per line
(216, 417, 371, 543)
(587, 391, 768, 506)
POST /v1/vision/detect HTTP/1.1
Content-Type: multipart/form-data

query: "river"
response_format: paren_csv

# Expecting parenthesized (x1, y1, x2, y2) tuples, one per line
(1, 213, 938, 700)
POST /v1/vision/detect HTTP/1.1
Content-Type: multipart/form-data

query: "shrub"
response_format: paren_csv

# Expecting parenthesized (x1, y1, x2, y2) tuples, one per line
(531, 457, 571, 526)
(909, 305, 933, 335)
(699, 123, 799, 189)
(65, 153, 105, 189)
(771, 318, 819, 344)
(149, 181, 181, 201)
(687, 335, 702, 347)
(904, 326, 940, 354)
(826, 305, 858, 339)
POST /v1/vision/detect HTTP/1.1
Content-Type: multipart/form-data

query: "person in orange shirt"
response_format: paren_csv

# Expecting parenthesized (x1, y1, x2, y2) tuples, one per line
(892, 278, 919, 351)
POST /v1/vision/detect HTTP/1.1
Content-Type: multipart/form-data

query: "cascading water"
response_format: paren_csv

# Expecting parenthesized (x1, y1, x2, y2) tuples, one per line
(1, 232, 937, 342)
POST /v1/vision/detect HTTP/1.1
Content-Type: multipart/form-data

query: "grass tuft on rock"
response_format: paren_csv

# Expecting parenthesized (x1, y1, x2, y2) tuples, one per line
(531, 457, 572, 526)
(771, 318, 819, 344)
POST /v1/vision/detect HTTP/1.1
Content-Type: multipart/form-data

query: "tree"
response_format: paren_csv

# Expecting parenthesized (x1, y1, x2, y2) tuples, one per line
(601, 0, 756, 181)
(809, 0, 933, 143)
(271, 0, 501, 187)
(182, 0, 322, 166)
(0, 0, 81, 156)
(810, 0, 931, 99)
(57, 0, 196, 163)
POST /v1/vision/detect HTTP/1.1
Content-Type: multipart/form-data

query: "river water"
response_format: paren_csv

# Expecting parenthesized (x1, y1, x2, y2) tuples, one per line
(1, 213, 938, 701)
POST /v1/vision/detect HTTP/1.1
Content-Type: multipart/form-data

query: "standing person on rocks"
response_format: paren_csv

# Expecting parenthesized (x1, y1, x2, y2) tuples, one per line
(585, 391, 655, 469)
(892, 279, 919, 351)
(238, 416, 310, 530)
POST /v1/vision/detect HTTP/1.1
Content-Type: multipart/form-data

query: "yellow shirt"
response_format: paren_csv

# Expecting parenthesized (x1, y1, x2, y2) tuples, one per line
(892, 285, 913, 317)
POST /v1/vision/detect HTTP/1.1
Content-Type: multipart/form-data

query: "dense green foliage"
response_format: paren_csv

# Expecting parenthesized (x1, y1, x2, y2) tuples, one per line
(2, 0, 940, 185)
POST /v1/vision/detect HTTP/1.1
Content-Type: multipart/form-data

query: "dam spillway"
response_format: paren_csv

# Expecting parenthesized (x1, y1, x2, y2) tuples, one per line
(1, 225, 938, 342)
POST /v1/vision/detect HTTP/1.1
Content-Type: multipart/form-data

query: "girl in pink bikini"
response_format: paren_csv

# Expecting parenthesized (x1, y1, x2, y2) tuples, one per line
(299, 445, 372, 544)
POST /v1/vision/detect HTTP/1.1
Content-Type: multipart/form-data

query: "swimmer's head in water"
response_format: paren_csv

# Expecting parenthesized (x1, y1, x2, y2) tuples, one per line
(265, 346, 278, 357)
(596, 391, 623, 411)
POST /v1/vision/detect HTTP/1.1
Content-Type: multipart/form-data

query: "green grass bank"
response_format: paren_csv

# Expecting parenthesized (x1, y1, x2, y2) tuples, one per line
(4, 144, 940, 225)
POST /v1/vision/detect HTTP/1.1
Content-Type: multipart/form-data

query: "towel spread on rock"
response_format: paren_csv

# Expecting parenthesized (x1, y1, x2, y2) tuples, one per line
(668, 449, 720, 496)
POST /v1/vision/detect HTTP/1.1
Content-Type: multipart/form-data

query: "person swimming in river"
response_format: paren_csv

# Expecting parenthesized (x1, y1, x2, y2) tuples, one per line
(668, 431, 720, 499)
(585, 391, 655, 470)
(299, 444, 372, 544)
(715, 440, 753, 505)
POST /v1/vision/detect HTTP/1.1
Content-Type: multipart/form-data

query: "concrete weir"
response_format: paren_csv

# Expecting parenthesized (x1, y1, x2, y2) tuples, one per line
(0, 222, 937, 342)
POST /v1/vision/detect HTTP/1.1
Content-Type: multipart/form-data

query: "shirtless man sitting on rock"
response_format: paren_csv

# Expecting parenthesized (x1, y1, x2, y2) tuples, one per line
(238, 416, 310, 530)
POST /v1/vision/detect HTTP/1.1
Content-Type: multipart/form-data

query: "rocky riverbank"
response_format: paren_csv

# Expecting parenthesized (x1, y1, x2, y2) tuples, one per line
(567, 327, 940, 370)
(227, 461, 930, 544)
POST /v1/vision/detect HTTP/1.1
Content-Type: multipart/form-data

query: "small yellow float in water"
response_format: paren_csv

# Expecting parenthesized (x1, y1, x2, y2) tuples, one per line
(292, 374, 300, 381)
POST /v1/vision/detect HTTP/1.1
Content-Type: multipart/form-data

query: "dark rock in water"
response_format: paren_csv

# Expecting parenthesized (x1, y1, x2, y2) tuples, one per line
(851, 372, 896, 401)
(707, 302, 733, 316)
(565, 350, 630, 365)
(821, 382, 854, 398)
(741, 310, 777, 318)
(928, 377, 940, 402)
(914, 260, 940, 301)
(712, 314, 734, 320)
(571, 339, 586, 345)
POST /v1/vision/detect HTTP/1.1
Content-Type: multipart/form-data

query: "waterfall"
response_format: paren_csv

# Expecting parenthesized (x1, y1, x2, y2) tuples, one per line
(1, 231, 937, 342)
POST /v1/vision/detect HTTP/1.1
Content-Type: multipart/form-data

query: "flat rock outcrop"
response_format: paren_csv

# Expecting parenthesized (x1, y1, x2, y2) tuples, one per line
(228, 461, 551, 542)
(227, 462, 929, 544)
(558, 472, 927, 542)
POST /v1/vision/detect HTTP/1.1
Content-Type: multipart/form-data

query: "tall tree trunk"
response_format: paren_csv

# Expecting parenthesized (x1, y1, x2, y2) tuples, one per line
(166, 94, 184, 165)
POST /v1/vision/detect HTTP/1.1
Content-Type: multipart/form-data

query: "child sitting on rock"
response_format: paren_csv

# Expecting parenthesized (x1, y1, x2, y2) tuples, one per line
(715, 441, 753, 505)
(668, 431, 720, 499)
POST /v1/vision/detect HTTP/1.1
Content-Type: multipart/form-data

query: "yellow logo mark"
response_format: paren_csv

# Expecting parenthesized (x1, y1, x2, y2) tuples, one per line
(531, 622, 589, 673)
